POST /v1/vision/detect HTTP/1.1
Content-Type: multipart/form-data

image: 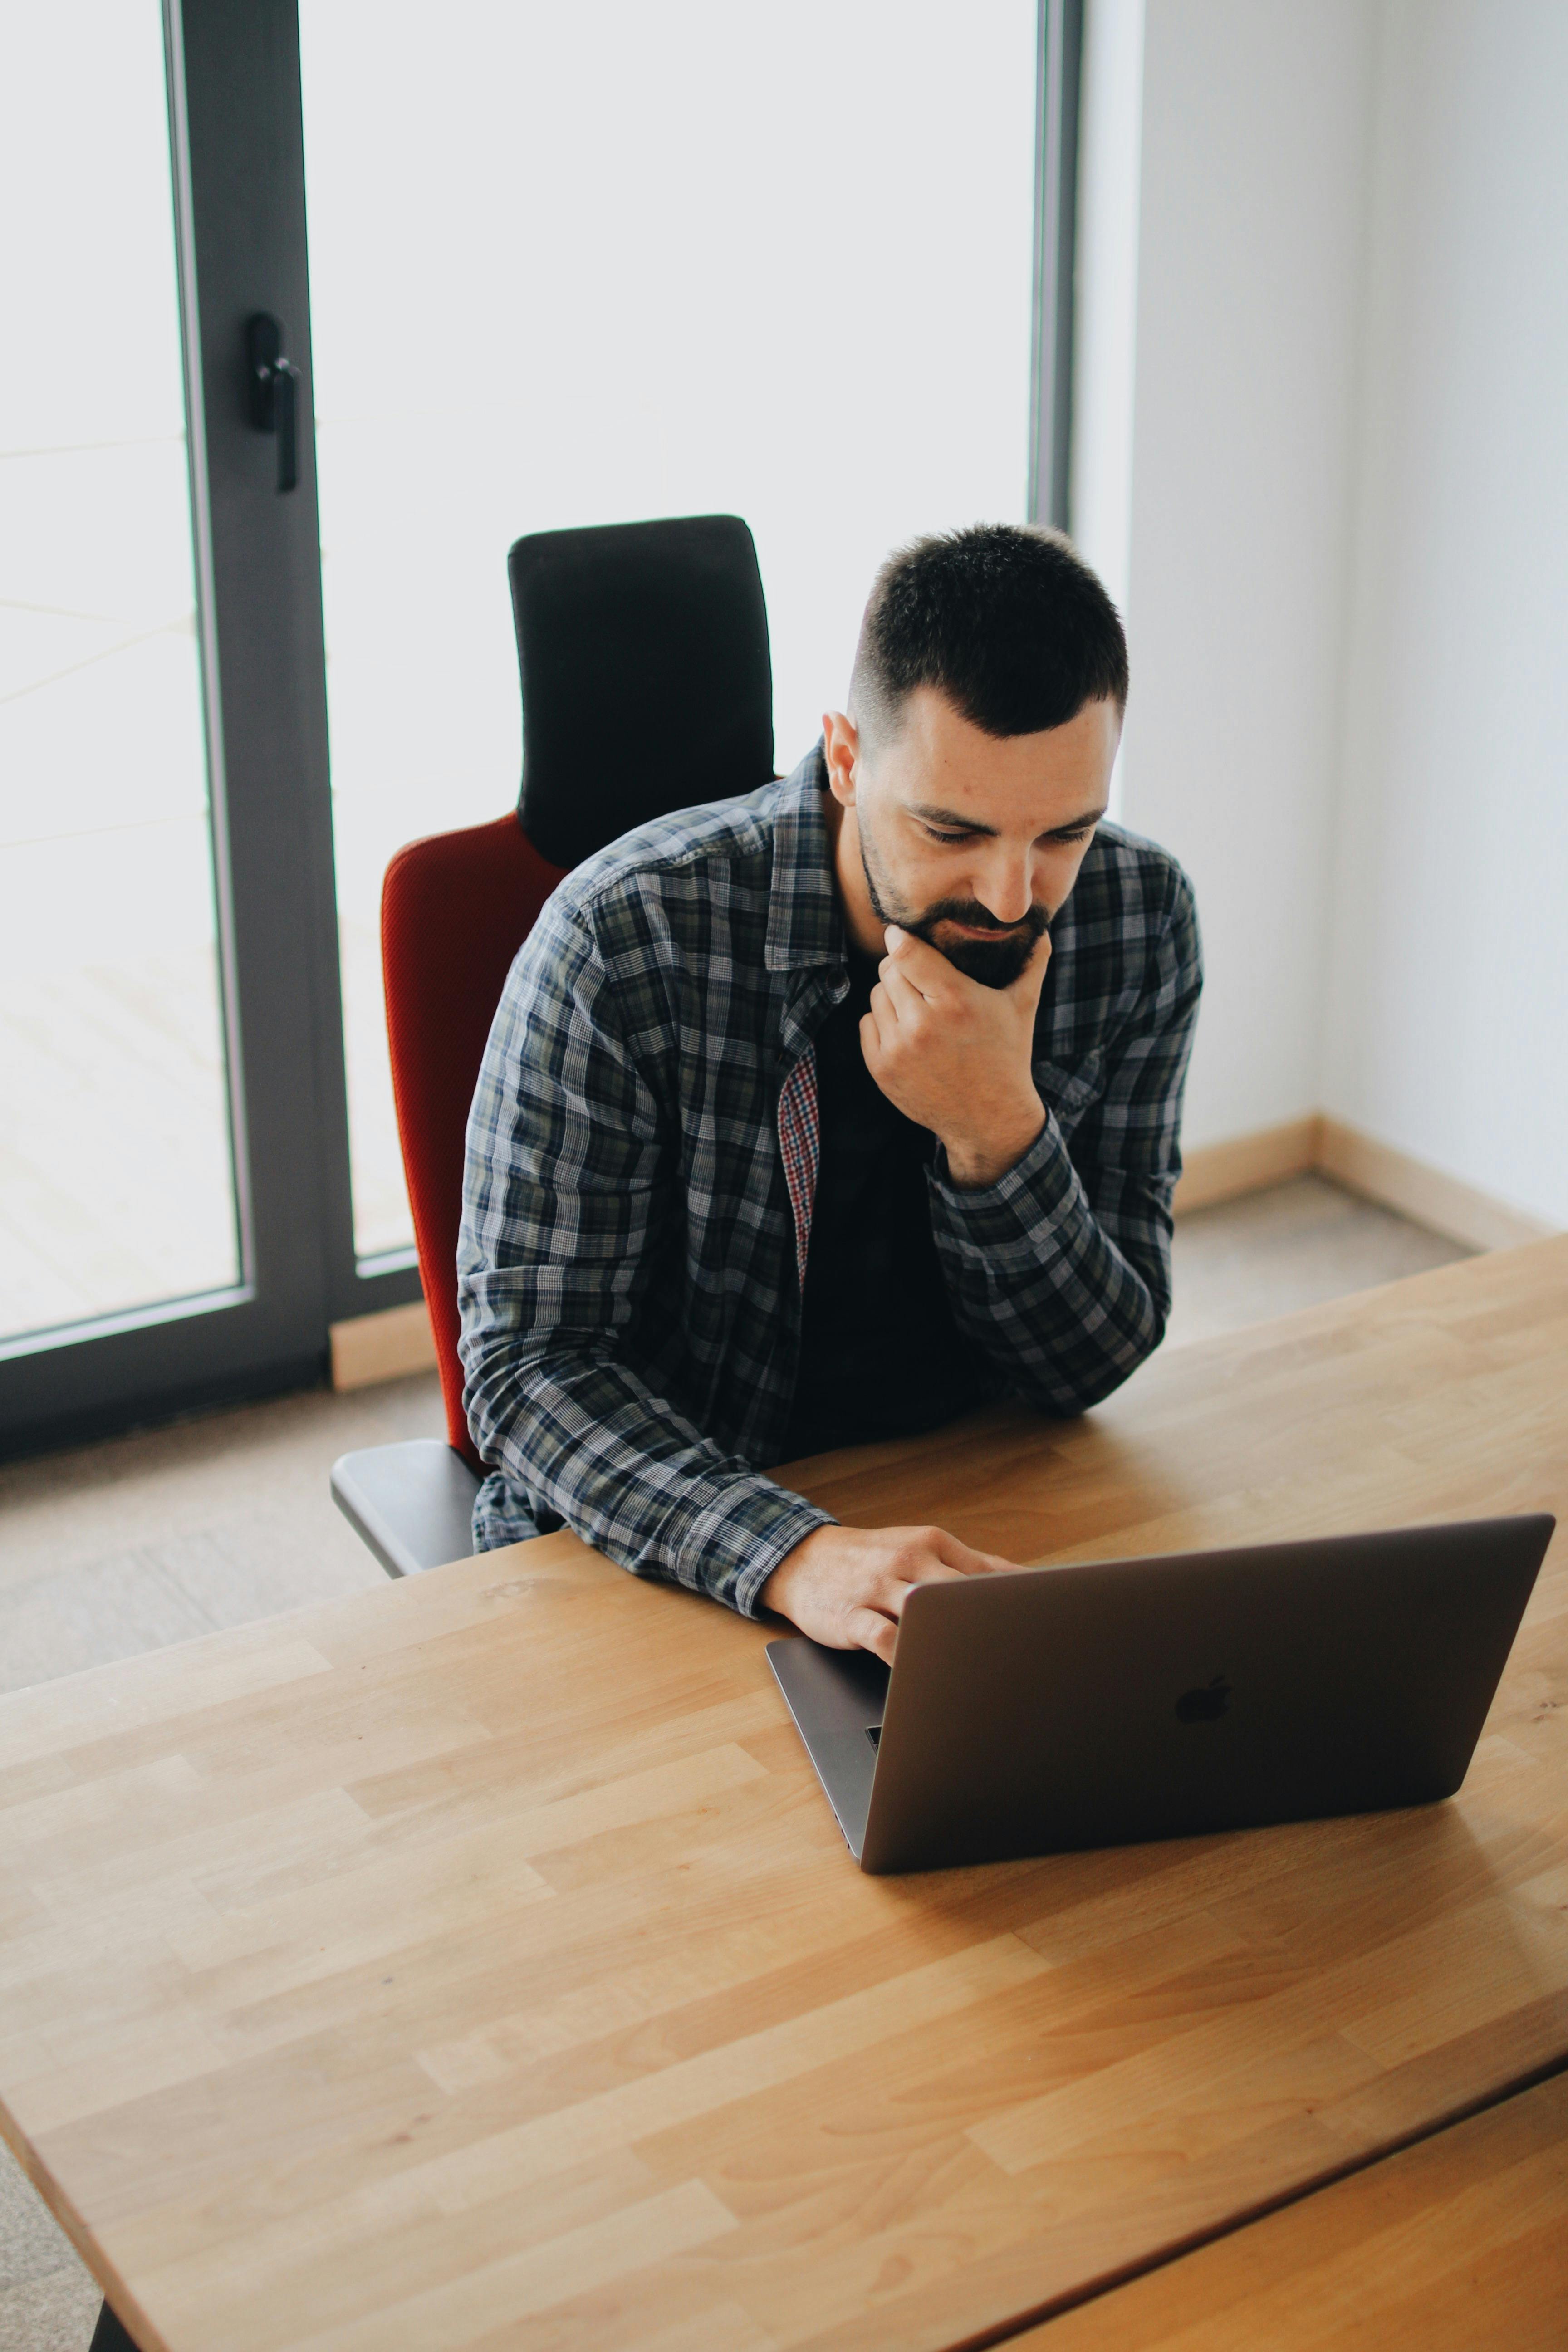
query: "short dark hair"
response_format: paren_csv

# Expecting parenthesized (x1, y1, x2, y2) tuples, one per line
(849, 522, 1127, 745)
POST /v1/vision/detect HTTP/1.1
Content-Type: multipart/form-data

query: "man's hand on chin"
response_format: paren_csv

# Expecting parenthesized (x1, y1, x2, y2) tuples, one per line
(759, 1524, 1019, 1664)
(861, 925, 1050, 1189)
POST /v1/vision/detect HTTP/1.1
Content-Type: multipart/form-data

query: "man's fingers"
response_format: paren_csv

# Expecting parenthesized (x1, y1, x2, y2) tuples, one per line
(860, 1546, 1013, 1657)
(872, 961, 925, 1023)
(768, 1525, 1022, 1666)
(952, 1539, 1019, 1572)
(848, 1607, 899, 1665)
(882, 1557, 969, 1609)
(882, 925, 951, 998)
(928, 1527, 1020, 1576)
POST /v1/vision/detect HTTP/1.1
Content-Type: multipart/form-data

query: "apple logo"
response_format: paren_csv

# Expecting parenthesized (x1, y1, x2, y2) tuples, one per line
(1176, 1675, 1231, 1724)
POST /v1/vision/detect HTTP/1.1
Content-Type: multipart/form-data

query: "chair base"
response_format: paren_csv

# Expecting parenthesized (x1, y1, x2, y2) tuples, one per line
(331, 1440, 481, 1579)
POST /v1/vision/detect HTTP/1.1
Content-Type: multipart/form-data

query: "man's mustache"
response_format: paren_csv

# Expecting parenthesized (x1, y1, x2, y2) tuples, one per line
(914, 898, 1052, 940)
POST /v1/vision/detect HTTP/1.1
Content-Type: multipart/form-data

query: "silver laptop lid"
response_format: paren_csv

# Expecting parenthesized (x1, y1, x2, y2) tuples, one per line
(769, 1514, 1553, 1874)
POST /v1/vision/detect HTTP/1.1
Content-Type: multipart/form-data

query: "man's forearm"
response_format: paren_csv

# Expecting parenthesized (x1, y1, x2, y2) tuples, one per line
(464, 1337, 835, 1615)
(929, 1110, 1171, 1415)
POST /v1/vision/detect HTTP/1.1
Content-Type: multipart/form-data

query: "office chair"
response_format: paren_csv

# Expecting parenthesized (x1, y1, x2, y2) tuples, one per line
(330, 513, 774, 1576)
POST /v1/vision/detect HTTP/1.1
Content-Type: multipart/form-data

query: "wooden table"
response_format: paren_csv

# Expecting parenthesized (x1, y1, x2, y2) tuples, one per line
(1016, 2067, 1568, 2350)
(1, 1240, 1564, 2352)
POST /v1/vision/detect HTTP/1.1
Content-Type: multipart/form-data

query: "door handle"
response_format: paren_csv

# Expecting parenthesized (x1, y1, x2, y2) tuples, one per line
(245, 313, 302, 494)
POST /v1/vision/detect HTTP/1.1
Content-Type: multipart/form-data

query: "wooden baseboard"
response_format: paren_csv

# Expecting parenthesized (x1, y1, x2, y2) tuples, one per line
(1177, 1111, 1557, 1252)
(1315, 1117, 1556, 1253)
(329, 1301, 438, 1392)
(1174, 1116, 1322, 1215)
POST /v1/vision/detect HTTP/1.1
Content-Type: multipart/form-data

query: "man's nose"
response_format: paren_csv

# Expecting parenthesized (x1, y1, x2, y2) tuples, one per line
(975, 852, 1035, 926)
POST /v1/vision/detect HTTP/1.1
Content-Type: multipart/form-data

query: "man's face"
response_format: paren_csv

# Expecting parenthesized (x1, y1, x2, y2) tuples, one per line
(822, 686, 1120, 988)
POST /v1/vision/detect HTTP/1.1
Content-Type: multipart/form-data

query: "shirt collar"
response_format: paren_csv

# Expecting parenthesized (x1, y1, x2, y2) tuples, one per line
(764, 739, 848, 974)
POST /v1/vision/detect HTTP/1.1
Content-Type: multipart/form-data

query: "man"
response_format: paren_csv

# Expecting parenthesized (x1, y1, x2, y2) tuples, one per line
(459, 524, 1201, 1662)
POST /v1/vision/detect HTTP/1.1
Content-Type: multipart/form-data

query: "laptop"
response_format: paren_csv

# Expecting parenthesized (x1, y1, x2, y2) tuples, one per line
(766, 1515, 1555, 1874)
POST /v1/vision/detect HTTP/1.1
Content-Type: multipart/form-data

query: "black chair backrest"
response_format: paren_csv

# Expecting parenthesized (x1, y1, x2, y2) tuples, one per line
(509, 513, 774, 871)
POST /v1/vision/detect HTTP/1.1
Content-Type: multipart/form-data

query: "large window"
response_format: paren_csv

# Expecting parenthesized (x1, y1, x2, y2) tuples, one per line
(0, 3, 239, 1344)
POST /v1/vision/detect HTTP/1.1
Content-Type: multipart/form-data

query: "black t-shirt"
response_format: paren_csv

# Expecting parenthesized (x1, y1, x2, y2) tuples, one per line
(779, 949, 998, 1461)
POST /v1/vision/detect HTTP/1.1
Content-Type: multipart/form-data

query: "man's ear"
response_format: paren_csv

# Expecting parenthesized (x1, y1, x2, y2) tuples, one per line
(821, 710, 860, 809)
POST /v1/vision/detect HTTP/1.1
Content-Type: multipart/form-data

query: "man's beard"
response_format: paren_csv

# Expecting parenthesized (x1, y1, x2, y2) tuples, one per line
(859, 832, 1052, 990)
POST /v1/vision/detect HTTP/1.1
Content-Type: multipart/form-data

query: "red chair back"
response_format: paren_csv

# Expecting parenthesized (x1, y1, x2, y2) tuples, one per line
(381, 813, 565, 1466)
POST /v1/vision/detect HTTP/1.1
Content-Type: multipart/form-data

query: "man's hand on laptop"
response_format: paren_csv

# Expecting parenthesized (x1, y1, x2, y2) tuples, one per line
(759, 1523, 1018, 1664)
(860, 925, 1049, 1190)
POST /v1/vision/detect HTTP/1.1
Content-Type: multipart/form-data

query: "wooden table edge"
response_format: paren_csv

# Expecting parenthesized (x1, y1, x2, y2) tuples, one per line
(966, 2048, 1568, 2351)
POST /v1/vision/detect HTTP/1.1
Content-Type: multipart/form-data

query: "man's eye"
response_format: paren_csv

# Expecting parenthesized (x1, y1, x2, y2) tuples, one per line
(1054, 827, 1095, 845)
(924, 827, 972, 845)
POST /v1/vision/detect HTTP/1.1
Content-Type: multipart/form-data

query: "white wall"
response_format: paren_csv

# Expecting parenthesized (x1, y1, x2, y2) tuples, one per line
(1320, 0, 1568, 1230)
(1092, 0, 1568, 1228)
(1108, 0, 1374, 1150)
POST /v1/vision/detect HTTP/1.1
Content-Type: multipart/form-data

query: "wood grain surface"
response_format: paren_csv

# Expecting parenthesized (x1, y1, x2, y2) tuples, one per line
(1, 1239, 1565, 2352)
(1016, 2063, 1568, 2350)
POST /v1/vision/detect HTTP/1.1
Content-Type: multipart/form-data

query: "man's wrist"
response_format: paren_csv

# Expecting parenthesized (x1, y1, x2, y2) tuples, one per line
(756, 1524, 828, 1619)
(939, 1099, 1046, 1191)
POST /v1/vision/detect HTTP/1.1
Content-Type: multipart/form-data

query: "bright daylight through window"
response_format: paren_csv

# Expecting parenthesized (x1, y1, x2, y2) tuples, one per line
(299, 0, 1039, 1261)
(0, 4, 239, 1350)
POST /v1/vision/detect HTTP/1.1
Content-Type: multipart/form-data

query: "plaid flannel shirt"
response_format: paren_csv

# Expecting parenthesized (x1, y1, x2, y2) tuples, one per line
(458, 743, 1201, 1615)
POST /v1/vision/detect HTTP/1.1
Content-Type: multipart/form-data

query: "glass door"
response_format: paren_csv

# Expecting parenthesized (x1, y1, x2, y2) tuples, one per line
(0, 4, 241, 1348)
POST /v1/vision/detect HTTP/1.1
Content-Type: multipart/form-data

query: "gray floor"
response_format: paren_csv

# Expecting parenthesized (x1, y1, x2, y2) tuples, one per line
(1163, 1170, 1472, 1349)
(0, 1174, 1472, 2350)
